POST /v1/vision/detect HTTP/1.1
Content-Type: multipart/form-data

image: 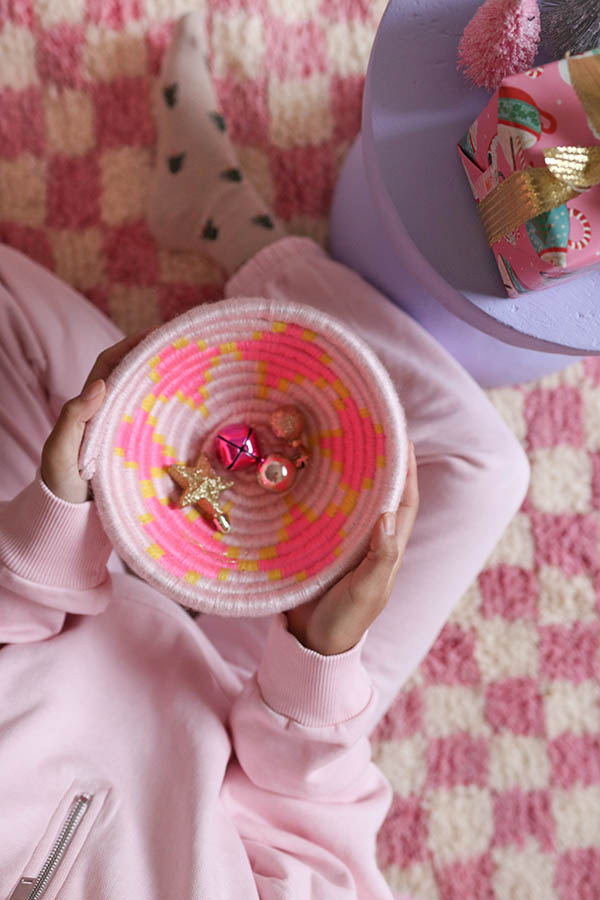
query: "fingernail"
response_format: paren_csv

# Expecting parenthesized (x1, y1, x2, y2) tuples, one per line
(82, 378, 105, 401)
(383, 512, 396, 536)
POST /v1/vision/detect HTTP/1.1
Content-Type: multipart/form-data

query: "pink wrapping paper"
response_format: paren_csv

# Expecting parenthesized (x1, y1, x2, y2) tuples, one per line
(458, 49, 600, 297)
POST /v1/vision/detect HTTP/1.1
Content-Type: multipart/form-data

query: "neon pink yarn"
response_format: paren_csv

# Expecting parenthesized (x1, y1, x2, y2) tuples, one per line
(458, 0, 541, 91)
(80, 297, 408, 618)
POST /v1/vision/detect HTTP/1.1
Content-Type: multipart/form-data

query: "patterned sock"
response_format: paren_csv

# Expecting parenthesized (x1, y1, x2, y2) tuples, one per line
(147, 11, 286, 276)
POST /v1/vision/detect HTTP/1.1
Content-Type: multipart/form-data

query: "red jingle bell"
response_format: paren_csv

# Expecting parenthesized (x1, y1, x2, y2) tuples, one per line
(215, 423, 262, 471)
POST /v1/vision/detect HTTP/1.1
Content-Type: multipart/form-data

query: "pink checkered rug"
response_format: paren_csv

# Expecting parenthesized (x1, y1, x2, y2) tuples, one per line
(1, 1, 600, 898)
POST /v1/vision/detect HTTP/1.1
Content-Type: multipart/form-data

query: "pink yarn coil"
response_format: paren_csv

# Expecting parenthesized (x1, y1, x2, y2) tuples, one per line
(80, 297, 408, 617)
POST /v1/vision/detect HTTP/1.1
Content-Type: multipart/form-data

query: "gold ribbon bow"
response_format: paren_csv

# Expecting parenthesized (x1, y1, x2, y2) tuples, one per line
(478, 54, 600, 247)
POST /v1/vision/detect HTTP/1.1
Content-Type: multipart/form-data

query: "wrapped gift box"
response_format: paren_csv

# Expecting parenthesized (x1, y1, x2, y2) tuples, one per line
(458, 49, 600, 297)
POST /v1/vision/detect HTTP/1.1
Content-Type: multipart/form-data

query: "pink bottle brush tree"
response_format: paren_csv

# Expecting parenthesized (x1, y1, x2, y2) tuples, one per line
(458, 0, 541, 91)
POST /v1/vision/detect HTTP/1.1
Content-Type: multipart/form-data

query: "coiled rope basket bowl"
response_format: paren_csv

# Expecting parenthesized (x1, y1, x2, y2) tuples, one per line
(80, 297, 408, 617)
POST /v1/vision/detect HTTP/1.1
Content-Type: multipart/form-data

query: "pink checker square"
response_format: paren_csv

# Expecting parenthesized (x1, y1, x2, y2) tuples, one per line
(530, 511, 598, 577)
(330, 73, 365, 142)
(438, 854, 495, 900)
(146, 20, 176, 77)
(479, 564, 538, 621)
(370, 686, 424, 741)
(158, 284, 222, 322)
(0, 87, 44, 159)
(549, 734, 600, 788)
(0, 0, 32, 27)
(264, 19, 328, 79)
(589, 453, 600, 511)
(583, 356, 600, 387)
(539, 623, 600, 683)
(375, 794, 428, 868)
(213, 74, 269, 146)
(556, 849, 600, 900)
(92, 78, 155, 150)
(524, 387, 584, 450)
(492, 789, 555, 852)
(422, 623, 481, 687)
(270, 143, 337, 218)
(86, 0, 142, 28)
(0, 223, 54, 272)
(104, 223, 158, 285)
(36, 24, 84, 89)
(485, 678, 545, 736)
(47, 154, 100, 228)
(427, 734, 489, 788)
(319, 0, 371, 21)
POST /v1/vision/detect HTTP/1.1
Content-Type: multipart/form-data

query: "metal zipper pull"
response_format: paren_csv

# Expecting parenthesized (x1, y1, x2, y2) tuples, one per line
(8, 879, 36, 900)
(9, 793, 92, 900)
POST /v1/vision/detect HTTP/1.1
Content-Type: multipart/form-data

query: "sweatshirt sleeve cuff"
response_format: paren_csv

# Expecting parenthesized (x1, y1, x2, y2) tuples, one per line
(225, 237, 323, 298)
(257, 613, 374, 727)
(0, 474, 112, 590)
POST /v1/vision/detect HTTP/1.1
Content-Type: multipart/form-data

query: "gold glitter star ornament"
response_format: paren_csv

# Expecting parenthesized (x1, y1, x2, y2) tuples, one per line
(168, 453, 234, 533)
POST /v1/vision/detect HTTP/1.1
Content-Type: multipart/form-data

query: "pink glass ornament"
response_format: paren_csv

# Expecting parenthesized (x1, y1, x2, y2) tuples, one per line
(215, 423, 262, 471)
(257, 454, 296, 493)
(271, 405, 305, 442)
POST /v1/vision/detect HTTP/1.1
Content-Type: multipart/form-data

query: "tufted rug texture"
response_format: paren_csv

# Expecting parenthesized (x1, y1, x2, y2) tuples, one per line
(1, 1, 600, 898)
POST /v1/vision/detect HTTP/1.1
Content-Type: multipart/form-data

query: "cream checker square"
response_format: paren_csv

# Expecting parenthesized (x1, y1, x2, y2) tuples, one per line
(267, 0, 321, 22)
(0, 26, 38, 90)
(268, 74, 333, 149)
(424, 685, 489, 738)
(0, 156, 46, 227)
(538, 566, 597, 626)
(382, 862, 440, 900)
(83, 26, 148, 82)
(372, 736, 427, 798)
(544, 679, 600, 739)
(212, 13, 264, 80)
(529, 446, 591, 515)
(100, 147, 152, 226)
(485, 512, 534, 570)
(49, 229, 105, 292)
(427, 786, 493, 866)
(552, 786, 600, 849)
(44, 88, 95, 156)
(37, 0, 86, 26)
(327, 21, 377, 78)
(492, 839, 557, 900)
(488, 734, 550, 791)
(475, 619, 538, 682)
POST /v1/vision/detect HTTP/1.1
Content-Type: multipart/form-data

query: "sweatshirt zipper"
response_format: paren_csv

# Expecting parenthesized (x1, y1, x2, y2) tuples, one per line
(9, 793, 92, 900)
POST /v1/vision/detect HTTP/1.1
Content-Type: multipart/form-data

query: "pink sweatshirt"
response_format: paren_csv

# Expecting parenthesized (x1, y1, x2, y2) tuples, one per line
(0, 474, 396, 898)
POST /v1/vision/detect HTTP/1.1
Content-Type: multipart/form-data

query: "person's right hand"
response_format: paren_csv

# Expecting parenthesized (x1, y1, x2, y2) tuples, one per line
(41, 329, 155, 504)
(285, 442, 419, 656)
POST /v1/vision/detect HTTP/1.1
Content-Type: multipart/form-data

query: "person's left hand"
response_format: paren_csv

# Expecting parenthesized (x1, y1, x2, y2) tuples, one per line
(285, 442, 419, 656)
(41, 329, 155, 504)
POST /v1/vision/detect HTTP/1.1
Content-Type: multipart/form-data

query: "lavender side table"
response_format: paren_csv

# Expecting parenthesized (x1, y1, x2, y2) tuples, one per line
(329, 0, 600, 388)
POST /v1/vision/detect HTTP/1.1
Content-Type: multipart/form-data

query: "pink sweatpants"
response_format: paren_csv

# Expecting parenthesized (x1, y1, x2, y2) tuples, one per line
(0, 237, 530, 725)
